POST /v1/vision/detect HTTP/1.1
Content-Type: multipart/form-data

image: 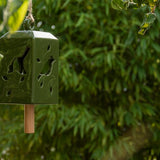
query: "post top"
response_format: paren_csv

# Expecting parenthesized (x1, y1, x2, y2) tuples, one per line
(0, 31, 58, 40)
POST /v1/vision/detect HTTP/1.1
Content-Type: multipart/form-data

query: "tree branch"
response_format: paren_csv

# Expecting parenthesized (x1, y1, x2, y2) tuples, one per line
(102, 124, 152, 160)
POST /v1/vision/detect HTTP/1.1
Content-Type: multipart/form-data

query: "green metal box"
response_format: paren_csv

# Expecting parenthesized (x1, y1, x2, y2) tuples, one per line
(0, 31, 59, 104)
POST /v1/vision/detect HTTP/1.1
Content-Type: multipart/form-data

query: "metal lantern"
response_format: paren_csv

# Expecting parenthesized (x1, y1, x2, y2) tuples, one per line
(0, 31, 59, 104)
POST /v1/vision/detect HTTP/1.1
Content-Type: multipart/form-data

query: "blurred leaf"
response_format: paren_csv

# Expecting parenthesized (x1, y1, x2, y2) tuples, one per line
(111, 0, 127, 10)
(8, 0, 29, 33)
(0, 0, 6, 7)
(138, 13, 156, 35)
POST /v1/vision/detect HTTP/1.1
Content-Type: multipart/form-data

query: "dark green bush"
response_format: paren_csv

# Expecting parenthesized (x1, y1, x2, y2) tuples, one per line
(1, 0, 160, 159)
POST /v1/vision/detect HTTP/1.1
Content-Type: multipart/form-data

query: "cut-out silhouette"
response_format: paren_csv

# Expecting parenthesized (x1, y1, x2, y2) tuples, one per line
(8, 47, 30, 74)
(38, 56, 55, 81)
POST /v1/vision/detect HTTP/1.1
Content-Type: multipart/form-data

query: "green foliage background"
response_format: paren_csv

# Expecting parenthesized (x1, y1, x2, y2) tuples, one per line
(1, 0, 160, 159)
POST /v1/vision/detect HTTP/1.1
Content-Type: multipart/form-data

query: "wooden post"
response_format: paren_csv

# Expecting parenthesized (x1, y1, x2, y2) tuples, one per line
(24, 104, 35, 133)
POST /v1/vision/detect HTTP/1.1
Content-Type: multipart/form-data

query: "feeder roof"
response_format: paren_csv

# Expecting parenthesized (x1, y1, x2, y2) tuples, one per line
(0, 31, 57, 40)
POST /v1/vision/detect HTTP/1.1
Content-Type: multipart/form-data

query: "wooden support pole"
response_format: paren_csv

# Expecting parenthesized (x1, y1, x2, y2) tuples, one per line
(24, 104, 35, 133)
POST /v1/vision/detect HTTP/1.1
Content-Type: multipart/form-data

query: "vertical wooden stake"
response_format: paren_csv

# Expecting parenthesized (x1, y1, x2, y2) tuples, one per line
(24, 104, 35, 133)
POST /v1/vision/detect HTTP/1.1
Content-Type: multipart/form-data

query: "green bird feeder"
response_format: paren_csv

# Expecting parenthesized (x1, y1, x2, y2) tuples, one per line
(0, 31, 59, 133)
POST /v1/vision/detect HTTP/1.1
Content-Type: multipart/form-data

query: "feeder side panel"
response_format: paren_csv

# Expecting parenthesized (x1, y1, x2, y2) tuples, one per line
(32, 38, 59, 104)
(0, 38, 33, 104)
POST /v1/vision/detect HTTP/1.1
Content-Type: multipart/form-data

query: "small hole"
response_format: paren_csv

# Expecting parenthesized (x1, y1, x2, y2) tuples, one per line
(8, 64, 13, 73)
(50, 87, 53, 94)
(37, 58, 41, 62)
(20, 77, 24, 82)
(47, 45, 51, 51)
(37, 75, 41, 80)
(6, 90, 11, 96)
(40, 81, 43, 88)
(2, 76, 8, 81)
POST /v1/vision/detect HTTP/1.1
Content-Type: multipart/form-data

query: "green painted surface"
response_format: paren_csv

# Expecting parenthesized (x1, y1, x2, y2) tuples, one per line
(0, 31, 59, 104)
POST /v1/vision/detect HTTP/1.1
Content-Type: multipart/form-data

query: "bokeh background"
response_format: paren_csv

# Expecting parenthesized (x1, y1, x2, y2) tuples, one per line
(1, 0, 160, 159)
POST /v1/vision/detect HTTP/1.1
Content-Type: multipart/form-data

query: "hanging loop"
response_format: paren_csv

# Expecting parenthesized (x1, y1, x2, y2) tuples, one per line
(23, 0, 35, 30)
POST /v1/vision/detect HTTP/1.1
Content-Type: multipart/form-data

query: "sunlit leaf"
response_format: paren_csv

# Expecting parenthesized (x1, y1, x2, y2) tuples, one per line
(138, 12, 156, 35)
(8, 0, 29, 33)
(111, 0, 128, 10)
(0, 0, 6, 7)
